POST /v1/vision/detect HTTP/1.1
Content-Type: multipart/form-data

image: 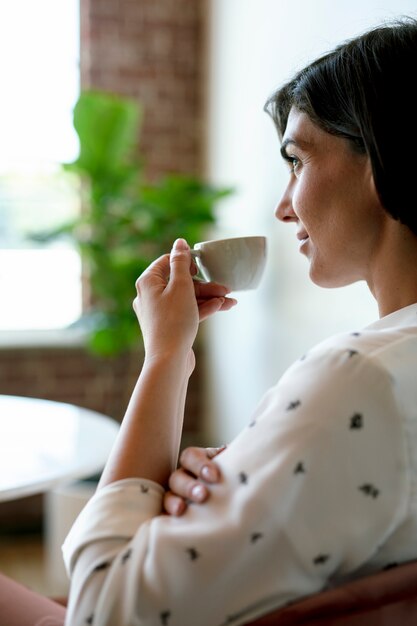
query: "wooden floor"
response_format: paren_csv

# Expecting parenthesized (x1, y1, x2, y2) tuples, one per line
(0, 533, 55, 596)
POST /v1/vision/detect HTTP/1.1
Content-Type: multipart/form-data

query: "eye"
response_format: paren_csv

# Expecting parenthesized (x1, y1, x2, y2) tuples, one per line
(287, 155, 301, 175)
(282, 152, 302, 176)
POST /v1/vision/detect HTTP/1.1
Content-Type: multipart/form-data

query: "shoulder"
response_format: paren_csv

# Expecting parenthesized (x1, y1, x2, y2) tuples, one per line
(280, 323, 415, 388)
(253, 328, 409, 436)
(279, 336, 392, 404)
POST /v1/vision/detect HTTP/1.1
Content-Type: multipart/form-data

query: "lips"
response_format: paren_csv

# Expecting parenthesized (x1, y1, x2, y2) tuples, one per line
(296, 230, 309, 242)
(296, 230, 309, 253)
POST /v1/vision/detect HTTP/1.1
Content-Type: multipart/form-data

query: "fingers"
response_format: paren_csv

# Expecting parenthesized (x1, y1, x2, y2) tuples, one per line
(135, 241, 237, 313)
(205, 446, 227, 459)
(179, 445, 225, 482)
(164, 491, 188, 517)
(168, 468, 210, 504)
(193, 280, 230, 299)
(164, 446, 226, 516)
(169, 238, 192, 282)
(197, 296, 237, 321)
(194, 280, 237, 321)
(193, 281, 237, 319)
(135, 254, 171, 290)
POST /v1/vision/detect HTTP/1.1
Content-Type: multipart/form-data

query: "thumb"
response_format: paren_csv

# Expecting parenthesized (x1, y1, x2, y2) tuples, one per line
(169, 238, 192, 280)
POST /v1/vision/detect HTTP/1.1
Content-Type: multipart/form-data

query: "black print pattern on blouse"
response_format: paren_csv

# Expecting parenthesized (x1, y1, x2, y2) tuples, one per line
(186, 547, 200, 561)
(121, 548, 132, 564)
(160, 610, 171, 625)
(250, 532, 263, 543)
(286, 400, 301, 411)
(351, 332, 361, 337)
(294, 461, 306, 474)
(359, 483, 380, 499)
(248, 420, 257, 428)
(140, 483, 149, 493)
(239, 472, 248, 485)
(313, 554, 330, 565)
(347, 349, 359, 358)
(93, 561, 111, 572)
(350, 413, 363, 429)
(86, 614, 94, 624)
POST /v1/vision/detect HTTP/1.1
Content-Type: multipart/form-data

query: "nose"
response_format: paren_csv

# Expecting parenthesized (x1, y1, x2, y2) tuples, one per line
(275, 183, 298, 223)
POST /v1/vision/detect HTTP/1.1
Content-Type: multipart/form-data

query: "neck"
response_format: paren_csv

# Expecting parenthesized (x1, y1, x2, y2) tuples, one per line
(367, 221, 417, 318)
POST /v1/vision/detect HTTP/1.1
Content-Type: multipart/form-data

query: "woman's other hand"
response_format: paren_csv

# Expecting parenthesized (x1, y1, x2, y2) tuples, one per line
(164, 446, 225, 516)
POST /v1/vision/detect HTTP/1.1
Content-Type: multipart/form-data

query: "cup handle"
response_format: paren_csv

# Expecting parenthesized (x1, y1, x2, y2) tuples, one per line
(190, 249, 206, 283)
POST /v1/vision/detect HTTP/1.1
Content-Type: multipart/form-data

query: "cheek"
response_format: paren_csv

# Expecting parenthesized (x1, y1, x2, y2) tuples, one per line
(291, 180, 310, 221)
(292, 176, 323, 228)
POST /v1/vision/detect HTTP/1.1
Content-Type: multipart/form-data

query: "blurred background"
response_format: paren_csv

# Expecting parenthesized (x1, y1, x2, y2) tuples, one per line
(0, 0, 416, 597)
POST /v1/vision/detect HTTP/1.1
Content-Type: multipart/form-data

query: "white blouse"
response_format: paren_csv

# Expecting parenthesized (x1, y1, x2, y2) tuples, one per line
(63, 303, 417, 626)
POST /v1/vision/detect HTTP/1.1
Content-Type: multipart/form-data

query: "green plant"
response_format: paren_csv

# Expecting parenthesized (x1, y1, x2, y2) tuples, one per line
(37, 91, 233, 355)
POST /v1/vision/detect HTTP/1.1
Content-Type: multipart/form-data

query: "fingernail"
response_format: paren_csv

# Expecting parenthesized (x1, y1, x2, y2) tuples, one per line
(173, 500, 185, 516)
(173, 238, 189, 250)
(201, 465, 218, 482)
(191, 484, 207, 501)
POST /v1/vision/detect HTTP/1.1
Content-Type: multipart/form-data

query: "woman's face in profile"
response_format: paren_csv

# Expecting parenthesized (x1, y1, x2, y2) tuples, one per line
(275, 107, 385, 289)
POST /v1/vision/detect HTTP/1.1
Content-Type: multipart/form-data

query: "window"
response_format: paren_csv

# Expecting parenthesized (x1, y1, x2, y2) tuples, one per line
(0, 0, 81, 331)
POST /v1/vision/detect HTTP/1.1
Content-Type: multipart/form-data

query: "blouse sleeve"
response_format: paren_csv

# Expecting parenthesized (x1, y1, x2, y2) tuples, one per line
(62, 344, 409, 626)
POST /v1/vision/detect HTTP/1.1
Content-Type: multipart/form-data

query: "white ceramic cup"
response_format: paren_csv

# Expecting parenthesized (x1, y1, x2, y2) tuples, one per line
(190, 236, 267, 292)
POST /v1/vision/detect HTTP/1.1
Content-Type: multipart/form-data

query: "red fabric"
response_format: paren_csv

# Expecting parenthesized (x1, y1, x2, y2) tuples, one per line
(1, 560, 416, 625)
(244, 561, 417, 625)
(0, 572, 66, 626)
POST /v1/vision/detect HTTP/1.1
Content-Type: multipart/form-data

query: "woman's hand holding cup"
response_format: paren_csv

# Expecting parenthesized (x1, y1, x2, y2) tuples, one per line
(133, 238, 236, 370)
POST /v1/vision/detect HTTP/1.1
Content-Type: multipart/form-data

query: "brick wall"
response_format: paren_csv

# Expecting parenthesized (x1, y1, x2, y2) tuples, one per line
(0, 345, 202, 432)
(0, 0, 207, 529)
(81, 0, 205, 179)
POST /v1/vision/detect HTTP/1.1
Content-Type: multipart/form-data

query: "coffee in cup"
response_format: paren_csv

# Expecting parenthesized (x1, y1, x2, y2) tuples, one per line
(190, 236, 267, 292)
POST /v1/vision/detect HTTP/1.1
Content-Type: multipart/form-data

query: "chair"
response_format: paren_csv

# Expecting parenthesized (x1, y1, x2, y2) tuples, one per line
(2, 560, 417, 625)
(244, 560, 417, 625)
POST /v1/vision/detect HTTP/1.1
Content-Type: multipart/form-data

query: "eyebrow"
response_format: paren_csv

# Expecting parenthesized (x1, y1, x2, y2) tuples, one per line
(280, 138, 297, 159)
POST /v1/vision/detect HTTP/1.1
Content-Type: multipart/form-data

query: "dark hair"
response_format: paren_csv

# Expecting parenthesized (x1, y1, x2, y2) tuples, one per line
(264, 17, 417, 235)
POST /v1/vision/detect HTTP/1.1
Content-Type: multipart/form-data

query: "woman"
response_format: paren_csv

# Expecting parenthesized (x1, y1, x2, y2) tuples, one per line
(62, 18, 417, 626)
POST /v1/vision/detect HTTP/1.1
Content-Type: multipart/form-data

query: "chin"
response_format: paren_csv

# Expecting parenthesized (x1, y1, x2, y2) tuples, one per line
(309, 265, 360, 289)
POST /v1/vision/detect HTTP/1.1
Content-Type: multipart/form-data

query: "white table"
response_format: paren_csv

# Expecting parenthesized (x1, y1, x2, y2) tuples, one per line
(0, 395, 119, 502)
